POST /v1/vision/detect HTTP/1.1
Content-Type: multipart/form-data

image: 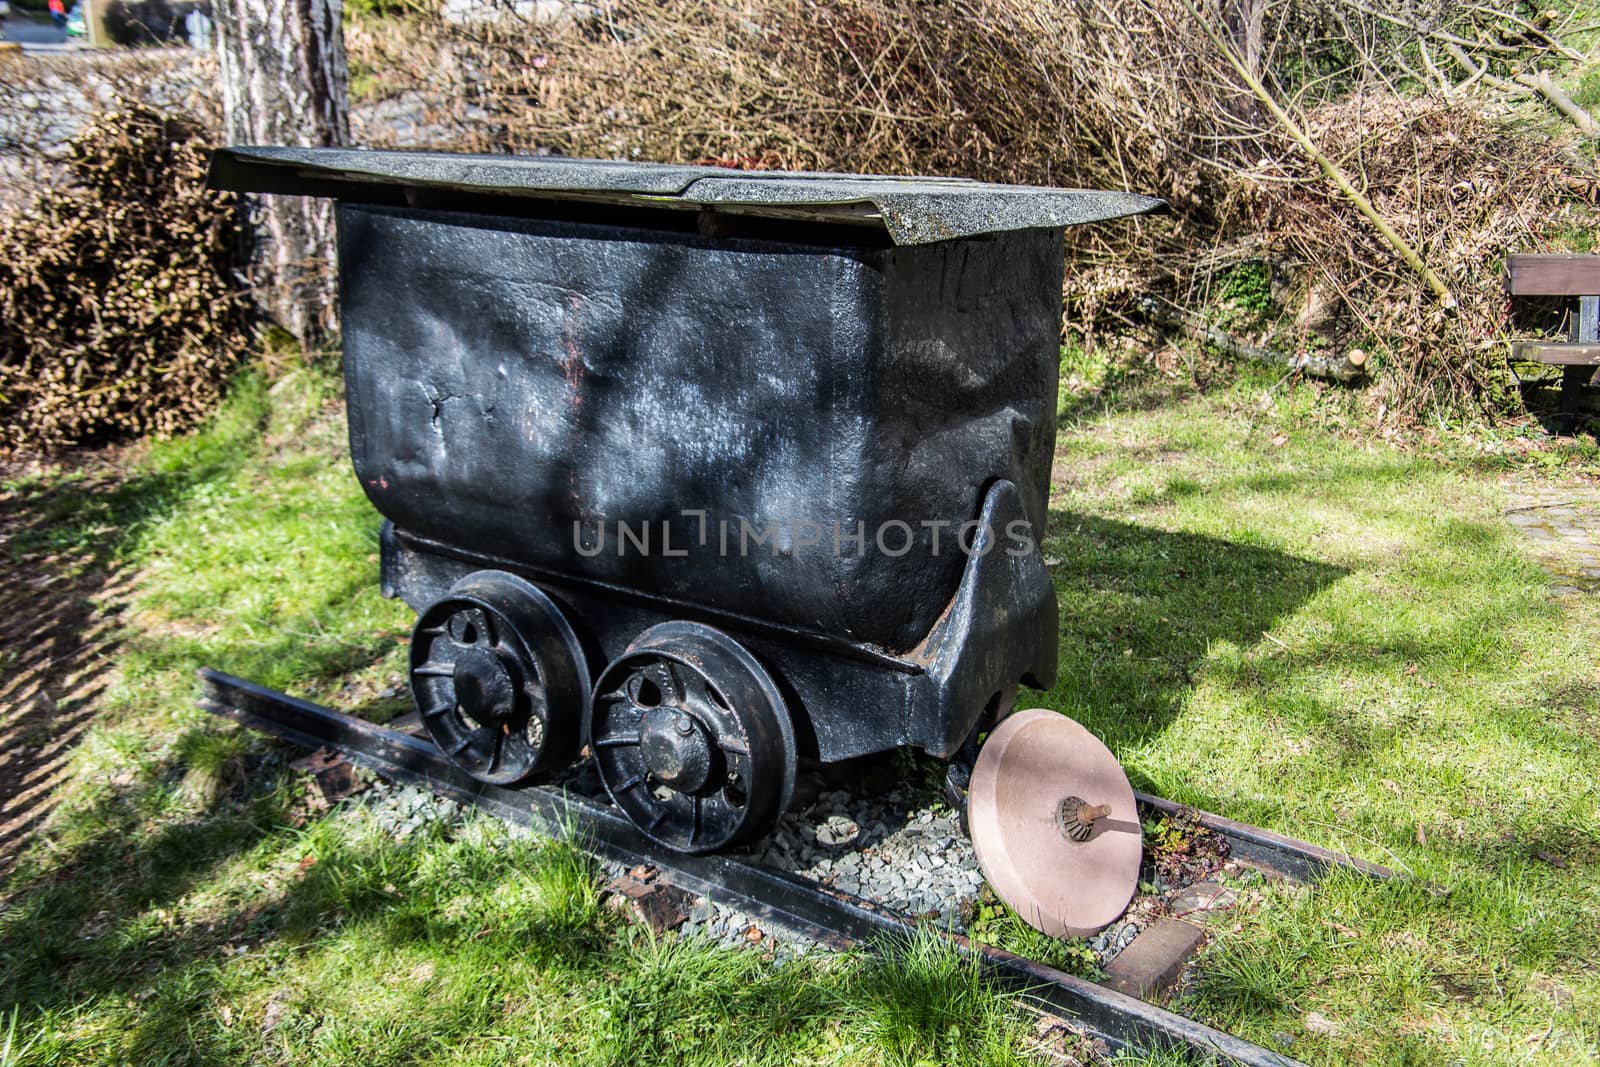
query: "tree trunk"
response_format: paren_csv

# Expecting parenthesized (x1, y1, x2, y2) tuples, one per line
(214, 0, 350, 348)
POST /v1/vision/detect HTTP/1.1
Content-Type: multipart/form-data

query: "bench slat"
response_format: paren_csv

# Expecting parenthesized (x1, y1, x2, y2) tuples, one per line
(1512, 342, 1600, 365)
(1506, 254, 1600, 296)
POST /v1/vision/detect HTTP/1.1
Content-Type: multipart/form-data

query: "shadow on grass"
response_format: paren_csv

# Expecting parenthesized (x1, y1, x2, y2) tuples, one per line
(0, 733, 463, 1062)
(0, 732, 287, 1015)
(1057, 377, 1203, 427)
(0, 729, 821, 1065)
(0, 409, 270, 878)
(1044, 503, 1600, 883)
(0, 371, 421, 1061)
(1518, 379, 1598, 441)
(1042, 511, 1348, 753)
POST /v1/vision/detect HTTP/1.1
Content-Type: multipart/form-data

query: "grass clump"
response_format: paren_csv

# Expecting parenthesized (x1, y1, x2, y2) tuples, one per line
(7, 354, 1600, 1064)
(964, 888, 1101, 979)
(1039, 365, 1600, 1063)
(841, 929, 1031, 1067)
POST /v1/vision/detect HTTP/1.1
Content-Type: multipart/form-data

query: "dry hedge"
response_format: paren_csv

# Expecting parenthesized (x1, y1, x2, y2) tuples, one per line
(0, 103, 246, 451)
(348, 0, 1599, 420)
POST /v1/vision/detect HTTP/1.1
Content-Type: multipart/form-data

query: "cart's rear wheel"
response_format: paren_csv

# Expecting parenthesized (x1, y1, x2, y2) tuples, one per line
(587, 621, 795, 854)
(943, 683, 1019, 827)
(410, 570, 587, 786)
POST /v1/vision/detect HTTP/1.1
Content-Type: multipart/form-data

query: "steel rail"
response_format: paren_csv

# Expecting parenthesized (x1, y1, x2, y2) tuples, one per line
(199, 668, 1315, 1067)
(1133, 792, 1396, 884)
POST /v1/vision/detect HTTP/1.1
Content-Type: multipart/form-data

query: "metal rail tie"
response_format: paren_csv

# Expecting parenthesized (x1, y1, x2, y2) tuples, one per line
(199, 668, 1312, 1067)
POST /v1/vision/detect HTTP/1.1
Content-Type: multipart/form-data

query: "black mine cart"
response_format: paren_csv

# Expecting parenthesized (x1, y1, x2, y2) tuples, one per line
(208, 149, 1163, 899)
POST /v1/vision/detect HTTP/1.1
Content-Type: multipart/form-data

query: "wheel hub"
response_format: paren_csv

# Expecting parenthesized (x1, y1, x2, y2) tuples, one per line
(452, 645, 518, 728)
(587, 621, 796, 854)
(639, 707, 714, 792)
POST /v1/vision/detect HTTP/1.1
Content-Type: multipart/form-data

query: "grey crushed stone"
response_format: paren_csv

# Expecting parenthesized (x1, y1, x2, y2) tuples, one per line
(347, 756, 1242, 977)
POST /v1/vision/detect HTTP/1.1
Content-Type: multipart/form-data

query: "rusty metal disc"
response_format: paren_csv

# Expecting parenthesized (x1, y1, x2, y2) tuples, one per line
(967, 708, 1141, 937)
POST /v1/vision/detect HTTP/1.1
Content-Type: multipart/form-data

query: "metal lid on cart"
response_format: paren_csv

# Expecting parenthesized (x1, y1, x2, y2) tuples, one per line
(207, 146, 1166, 246)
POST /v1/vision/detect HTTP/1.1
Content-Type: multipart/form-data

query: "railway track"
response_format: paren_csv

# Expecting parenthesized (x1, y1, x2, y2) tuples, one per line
(198, 668, 1391, 1067)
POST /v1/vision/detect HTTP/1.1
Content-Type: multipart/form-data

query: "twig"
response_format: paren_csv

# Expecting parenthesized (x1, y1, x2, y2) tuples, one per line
(1514, 69, 1600, 137)
(1466, 4, 1584, 62)
(1141, 296, 1367, 382)
(1327, 0, 1519, 55)
(1417, 40, 1454, 97)
(1442, 41, 1533, 96)
(1444, 43, 1597, 134)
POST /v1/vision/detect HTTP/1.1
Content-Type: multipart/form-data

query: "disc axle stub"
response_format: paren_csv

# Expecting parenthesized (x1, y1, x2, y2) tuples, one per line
(1055, 795, 1113, 843)
(967, 708, 1142, 938)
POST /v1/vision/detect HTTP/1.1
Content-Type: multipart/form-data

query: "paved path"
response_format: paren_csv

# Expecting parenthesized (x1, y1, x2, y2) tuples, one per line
(1, 15, 68, 45)
(1502, 484, 1600, 594)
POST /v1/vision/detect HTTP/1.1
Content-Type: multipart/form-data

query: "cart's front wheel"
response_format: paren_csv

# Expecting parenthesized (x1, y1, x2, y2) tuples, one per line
(587, 621, 795, 854)
(410, 570, 587, 786)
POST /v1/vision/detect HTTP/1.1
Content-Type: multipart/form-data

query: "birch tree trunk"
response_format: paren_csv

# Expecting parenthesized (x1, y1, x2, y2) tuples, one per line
(214, 0, 350, 348)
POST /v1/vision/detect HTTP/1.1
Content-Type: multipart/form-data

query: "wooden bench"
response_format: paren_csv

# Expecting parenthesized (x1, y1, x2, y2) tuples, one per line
(1507, 253, 1600, 433)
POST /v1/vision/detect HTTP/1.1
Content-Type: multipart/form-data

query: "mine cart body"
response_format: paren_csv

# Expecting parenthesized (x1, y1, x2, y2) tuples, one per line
(210, 148, 1161, 850)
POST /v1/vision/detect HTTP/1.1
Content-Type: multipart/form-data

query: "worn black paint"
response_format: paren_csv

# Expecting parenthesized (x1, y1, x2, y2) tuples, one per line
(342, 203, 1058, 649)
(209, 150, 1162, 767)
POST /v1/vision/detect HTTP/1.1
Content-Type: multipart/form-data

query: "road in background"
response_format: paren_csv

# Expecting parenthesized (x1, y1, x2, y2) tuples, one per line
(1, 11, 84, 50)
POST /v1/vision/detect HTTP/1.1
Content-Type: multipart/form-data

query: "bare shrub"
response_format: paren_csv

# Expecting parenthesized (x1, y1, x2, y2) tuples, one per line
(1269, 95, 1594, 416)
(0, 103, 246, 451)
(347, 0, 1597, 421)
(0, 51, 220, 210)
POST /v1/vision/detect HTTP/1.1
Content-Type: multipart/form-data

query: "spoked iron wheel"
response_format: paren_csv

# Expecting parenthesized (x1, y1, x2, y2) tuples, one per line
(587, 621, 796, 854)
(410, 570, 588, 786)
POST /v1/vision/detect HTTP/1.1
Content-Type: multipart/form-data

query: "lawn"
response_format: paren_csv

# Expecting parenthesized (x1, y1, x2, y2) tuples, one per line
(0, 356, 1596, 1065)
(1044, 365, 1600, 1063)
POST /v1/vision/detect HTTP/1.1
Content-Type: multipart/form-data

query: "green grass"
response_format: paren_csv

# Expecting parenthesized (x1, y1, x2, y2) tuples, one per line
(1032, 362, 1600, 1063)
(839, 930, 1033, 1067)
(964, 888, 1101, 979)
(1572, 66, 1600, 116)
(3, 356, 1598, 1064)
